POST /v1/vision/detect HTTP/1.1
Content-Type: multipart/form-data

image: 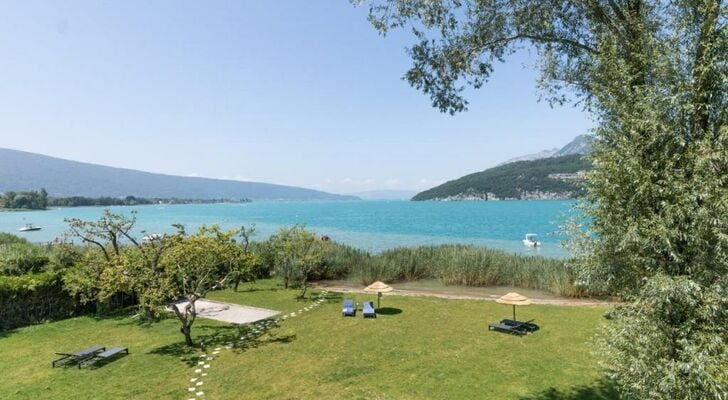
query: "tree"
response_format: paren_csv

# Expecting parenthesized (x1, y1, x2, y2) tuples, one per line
(230, 225, 263, 292)
(66, 209, 140, 262)
(358, 1, 727, 398)
(65, 210, 170, 317)
(160, 225, 245, 347)
(268, 225, 328, 298)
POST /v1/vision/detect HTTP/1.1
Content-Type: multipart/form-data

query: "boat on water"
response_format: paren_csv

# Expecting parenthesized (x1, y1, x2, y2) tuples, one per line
(141, 233, 163, 243)
(522, 233, 541, 247)
(18, 224, 42, 232)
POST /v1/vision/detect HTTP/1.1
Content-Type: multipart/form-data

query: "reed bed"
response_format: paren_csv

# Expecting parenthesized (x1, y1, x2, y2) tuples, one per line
(316, 243, 584, 297)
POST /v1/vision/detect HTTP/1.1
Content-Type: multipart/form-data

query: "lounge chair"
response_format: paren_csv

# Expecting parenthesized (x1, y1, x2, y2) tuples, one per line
(79, 347, 129, 368)
(488, 322, 527, 336)
(362, 301, 376, 318)
(342, 299, 356, 317)
(501, 319, 539, 333)
(52, 345, 105, 368)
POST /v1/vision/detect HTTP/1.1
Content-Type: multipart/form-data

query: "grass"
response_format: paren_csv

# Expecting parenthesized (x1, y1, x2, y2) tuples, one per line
(0, 280, 617, 400)
(323, 244, 584, 297)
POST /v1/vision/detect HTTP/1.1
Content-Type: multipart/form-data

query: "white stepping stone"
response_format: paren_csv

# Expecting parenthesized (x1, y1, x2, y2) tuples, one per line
(188, 388, 195, 392)
(198, 361, 205, 365)
(196, 382, 203, 386)
(201, 373, 208, 377)
(190, 378, 197, 382)
(196, 391, 204, 396)
(195, 369, 202, 373)
(203, 364, 210, 369)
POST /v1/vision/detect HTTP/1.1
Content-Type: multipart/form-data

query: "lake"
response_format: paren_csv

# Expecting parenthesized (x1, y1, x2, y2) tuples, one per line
(1, 200, 577, 258)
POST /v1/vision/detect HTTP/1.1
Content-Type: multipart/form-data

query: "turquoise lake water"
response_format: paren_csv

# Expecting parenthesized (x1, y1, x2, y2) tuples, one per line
(0, 200, 577, 258)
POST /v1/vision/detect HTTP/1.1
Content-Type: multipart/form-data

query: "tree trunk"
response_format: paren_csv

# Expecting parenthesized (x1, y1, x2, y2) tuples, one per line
(181, 324, 194, 347)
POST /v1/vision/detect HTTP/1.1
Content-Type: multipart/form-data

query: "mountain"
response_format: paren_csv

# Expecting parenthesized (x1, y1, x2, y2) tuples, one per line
(0, 148, 357, 201)
(499, 134, 593, 165)
(498, 148, 559, 165)
(553, 134, 594, 157)
(351, 190, 419, 200)
(412, 154, 591, 201)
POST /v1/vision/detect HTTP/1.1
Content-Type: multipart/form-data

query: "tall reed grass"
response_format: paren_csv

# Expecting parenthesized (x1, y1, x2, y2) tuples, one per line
(316, 243, 585, 297)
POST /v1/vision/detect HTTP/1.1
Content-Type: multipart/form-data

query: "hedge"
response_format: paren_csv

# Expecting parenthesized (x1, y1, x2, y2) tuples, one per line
(0, 272, 77, 330)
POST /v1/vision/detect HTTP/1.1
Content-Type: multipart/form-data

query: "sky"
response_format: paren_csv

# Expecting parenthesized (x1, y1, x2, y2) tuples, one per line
(0, 1, 594, 194)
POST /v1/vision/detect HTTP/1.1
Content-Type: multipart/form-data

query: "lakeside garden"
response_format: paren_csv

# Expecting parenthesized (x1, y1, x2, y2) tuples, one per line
(0, 211, 615, 399)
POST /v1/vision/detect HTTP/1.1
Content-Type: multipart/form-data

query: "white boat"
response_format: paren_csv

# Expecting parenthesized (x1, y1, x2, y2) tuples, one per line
(141, 233, 163, 243)
(522, 233, 541, 247)
(18, 224, 42, 232)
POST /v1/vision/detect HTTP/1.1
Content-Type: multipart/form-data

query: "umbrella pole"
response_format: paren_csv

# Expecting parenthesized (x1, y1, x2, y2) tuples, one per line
(378, 292, 381, 309)
(512, 305, 516, 321)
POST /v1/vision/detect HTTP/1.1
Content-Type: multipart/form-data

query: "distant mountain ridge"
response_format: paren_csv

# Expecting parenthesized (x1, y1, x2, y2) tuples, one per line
(413, 135, 595, 201)
(0, 148, 357, 201)
(499, 134, 593, 165)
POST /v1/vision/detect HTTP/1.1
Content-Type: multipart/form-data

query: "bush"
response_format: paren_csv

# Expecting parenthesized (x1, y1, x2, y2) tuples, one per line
(0, 243, 50, 275)
(0, 272, 77, 330)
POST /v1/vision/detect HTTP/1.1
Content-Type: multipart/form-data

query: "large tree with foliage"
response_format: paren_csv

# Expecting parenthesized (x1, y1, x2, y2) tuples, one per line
(161, 225, 247, 347)
(357, 1, 727, 398)
(268, 225, 329, 298)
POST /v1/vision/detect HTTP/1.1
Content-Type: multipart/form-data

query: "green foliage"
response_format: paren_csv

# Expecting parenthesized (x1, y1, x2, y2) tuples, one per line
(267, 225, 330, 295)
(0, 233, 30, 245)
(0, 243, 50, 275)
(0, 272, 76, 330)
(361, 1, 727, 397)
(351, 245, 581, 296)
(0, 188, 48, 209)
(413, 155, 591, 200)
(160, 225, 250, 346)
(48, 195, 251, 207)
(598, 275, 728, 399)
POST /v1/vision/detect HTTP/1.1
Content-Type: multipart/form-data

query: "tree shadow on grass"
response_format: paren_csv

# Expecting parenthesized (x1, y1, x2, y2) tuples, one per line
(233, 286, 280, 293)
(0, 327, 19, 339)
(519, 378, 619, 400)
(376, 307, 402, 316)
(321, 292, 343, 304)
(148, 319, 296, 366)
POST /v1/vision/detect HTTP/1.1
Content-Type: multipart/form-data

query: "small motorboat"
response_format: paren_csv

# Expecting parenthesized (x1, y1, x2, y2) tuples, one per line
(19, 224, 42, 232)
(522, 233, 541, 247)
(141, 233, 163, 243)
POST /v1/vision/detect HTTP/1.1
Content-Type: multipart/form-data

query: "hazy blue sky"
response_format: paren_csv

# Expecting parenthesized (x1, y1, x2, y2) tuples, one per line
(0, 1, 594, 194)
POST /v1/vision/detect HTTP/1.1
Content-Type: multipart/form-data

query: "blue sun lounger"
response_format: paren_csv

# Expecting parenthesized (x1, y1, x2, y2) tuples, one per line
(342, 299, 356, 316)
(362, 301, 376, 318)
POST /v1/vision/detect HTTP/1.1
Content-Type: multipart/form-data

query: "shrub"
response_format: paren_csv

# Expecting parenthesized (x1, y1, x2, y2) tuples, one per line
(0, 272, 77, 330)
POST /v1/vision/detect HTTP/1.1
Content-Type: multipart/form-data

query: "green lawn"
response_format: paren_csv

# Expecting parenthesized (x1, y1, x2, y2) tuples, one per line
(0, 280, 618, 399)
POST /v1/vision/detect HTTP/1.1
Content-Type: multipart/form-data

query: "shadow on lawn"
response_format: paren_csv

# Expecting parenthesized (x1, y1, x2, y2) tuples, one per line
(0, 327, 18, 339)
(324, 292, 343, 302)
(519, 378, 619, 400)
(233, 286, 281, 293)
(149, 320, 296, 366)
(376, 307, 402, 315)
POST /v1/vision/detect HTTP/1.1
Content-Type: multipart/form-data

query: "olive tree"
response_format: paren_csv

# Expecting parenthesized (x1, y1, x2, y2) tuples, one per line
(356, 1, 727, 398)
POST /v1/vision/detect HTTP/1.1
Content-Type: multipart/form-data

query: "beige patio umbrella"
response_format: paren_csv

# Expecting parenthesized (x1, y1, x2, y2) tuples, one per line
(364, 281, 393, 308)
(496, 292, 532, 321)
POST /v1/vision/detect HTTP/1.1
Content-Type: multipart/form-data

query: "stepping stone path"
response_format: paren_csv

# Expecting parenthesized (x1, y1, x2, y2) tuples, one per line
(185, 290, 329, 399)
